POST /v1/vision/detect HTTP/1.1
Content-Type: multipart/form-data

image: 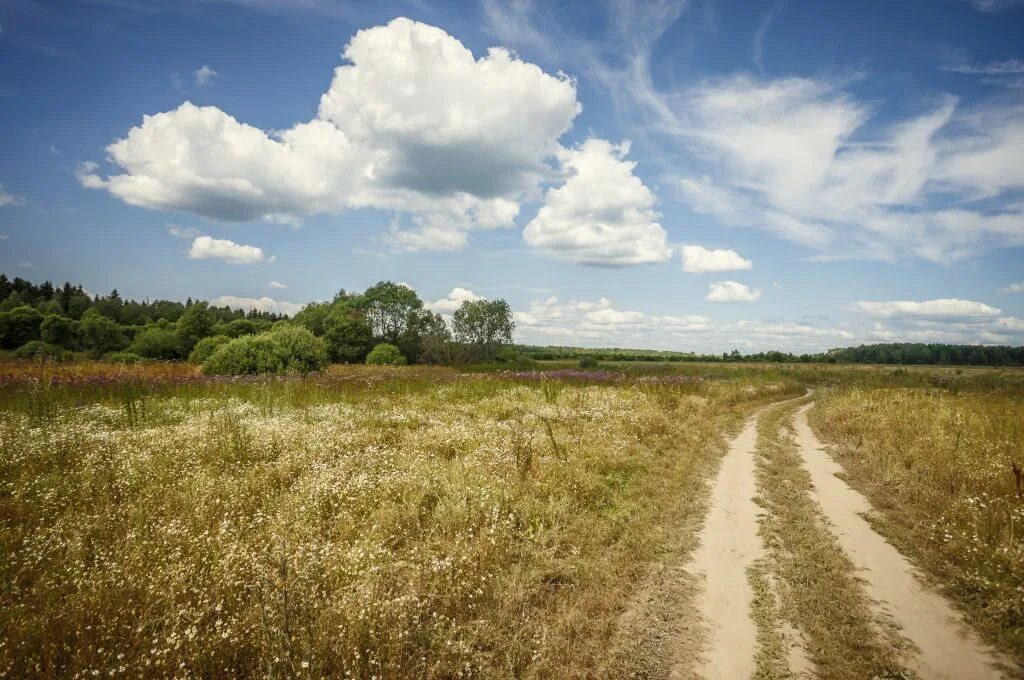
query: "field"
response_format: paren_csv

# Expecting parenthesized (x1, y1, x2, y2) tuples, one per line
(1, 360, 1023, 678)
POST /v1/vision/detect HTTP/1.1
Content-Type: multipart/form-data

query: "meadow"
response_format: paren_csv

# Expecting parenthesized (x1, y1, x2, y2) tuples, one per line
(1, 359, 1023, 677)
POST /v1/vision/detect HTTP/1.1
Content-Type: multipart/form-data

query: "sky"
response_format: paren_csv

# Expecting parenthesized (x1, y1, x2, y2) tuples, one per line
(1, 0, 1023, 353)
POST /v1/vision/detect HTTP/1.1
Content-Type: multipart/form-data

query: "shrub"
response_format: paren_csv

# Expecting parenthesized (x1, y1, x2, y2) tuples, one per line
(108, 351, 143, 364)
(267, 325, 330, 374)
(188, 335, 231, 364)
(40, 314, 79, 349)
(366, 343, 406, 366)
(130, 324, 183, 360)
(202, 327, 328, 376)
(578, 356, 599, 368)
(13, 340, 71, 361)
(0, 306, 44, 349)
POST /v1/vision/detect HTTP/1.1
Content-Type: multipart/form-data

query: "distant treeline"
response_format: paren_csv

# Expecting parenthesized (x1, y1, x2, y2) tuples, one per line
(518, 343, 1024, 366)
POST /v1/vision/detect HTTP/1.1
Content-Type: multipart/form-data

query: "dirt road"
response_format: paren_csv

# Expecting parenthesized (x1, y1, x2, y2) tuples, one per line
(678, 398, 1013, 679)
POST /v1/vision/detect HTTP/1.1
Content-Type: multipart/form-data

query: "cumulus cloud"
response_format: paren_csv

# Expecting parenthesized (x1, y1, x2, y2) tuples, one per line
(706, 281, 762, 302)
(853, 298, 1002, 319)
(193, 65, 218, 86)
(80, 18, 582, 251)
(268, 281, 288, 290)
(999, 281, 1024, 294)
(514, 296, 709, 342)
(0, 185, 25, 207)
(188, 236, 268, 264)
(680, 245, 752, 273)
(426, 287, 483, 314)
(209, 295, 303, 316)
(941, 56, 1024, 75)
(523, 139, 672, 266)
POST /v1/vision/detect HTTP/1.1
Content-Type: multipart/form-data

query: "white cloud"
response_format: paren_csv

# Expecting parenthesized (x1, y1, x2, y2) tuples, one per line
(17, 261, 36, 269)
(941, 57, 1024, 75)
(523, 139, 672, 265)
(680, 245, 752, 273)
(705, 281, 761, 302)
(659, 72, 1024, 263)
(0, 185, 25, 207)
(0, 234, 8, 240)
(48, 144, 60, 155)
(853, 298, 1002, 319)
(966, 0, 1023, 12)
(167, 224, 202, 239)
(999, 281, 1024, 294)
(268, 281, 288, 290)
(514, 296, 710, 344)
(209, 295, 303, 316)
(193, 65, 218, 86)
(426, 287, 483, 314)
(80, 18, 581, 251)
(188, 236, 268, 264)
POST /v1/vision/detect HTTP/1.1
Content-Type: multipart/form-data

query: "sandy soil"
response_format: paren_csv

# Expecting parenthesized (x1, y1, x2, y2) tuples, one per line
(682, 412, 765, 680)
(792, 403, 1011, 680)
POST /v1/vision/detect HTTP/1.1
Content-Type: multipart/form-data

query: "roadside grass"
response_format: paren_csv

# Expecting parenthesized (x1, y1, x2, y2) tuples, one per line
(753, 399, 911, 680)
(0, 360, 800, 678)
(811, 386, 1024, 665)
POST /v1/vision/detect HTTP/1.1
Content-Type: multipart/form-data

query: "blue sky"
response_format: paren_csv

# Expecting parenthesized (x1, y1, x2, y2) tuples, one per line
(1, 0, 1023, 352)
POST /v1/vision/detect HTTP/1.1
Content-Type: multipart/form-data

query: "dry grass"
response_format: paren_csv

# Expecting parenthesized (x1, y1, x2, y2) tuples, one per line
(753, 400, 910, 680)
(811, 386, 1024, 665)
(0, 362, 799, 678)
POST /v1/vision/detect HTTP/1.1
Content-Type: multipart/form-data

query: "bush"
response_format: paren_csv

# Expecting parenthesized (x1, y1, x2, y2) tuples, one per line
(130, 324, 182, 360)
(202, 327, 328, 376)
(13, 340, 71, 361)
(0, 306, 44, 349)
(108, 351, 143, 365)
(267, 325, 330, 374)
(366, 343, 407, 366)
(188, 335, 231, 364)
(578, 356, 599, 368)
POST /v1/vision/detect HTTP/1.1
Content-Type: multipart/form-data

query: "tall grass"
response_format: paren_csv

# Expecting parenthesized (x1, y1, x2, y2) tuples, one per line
(0, 361, 799, 678)
(812, 386, 1024, 661)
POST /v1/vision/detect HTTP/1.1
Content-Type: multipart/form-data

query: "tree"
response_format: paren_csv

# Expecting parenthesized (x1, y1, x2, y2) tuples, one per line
(131, 322, 183, 360)
(79, 309, 128, 357)
(451, 298, 514, 361)
(417, 311, 451, 364)
(358, 281, 424, 344)
(40, 314, 79, 349)
(293, 302, 333, 336)
(323, 304, 373, 363)
(0, 306, 44, 349)
(175, 302, 214, 353)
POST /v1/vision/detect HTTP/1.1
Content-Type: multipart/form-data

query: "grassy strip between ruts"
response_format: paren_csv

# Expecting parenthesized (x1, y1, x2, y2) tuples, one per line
(753, 398, 912, 680)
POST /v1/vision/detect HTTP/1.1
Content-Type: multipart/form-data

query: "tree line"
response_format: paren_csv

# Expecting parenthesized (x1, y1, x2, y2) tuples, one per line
(0, 274, 516, 369)
(520, 343, 1024, 366)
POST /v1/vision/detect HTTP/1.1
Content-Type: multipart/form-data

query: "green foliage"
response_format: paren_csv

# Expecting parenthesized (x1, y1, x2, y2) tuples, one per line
(79, 309, 128, 358)
(130, 322, 182, 360)
(13, 340, 71, 361)
(187, 335, 232, 364)
(266, 325, 329, 374)
(323, 303, 374, 363)
(452, 298, 514, 361)
(107, 351, 143, 365)
(40, 314, 79, 349)
(358, 281, 424, 344)
(175, 302, 213, 354)
(578, 356, 599, 369)
(219, 317, 262, 338)
(417, 311, 451, 365)
(366, 342, 407, 366)
(0, 305, 44, 349)
(202, 326, 328, 375)
(292, 302, 332, 336)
